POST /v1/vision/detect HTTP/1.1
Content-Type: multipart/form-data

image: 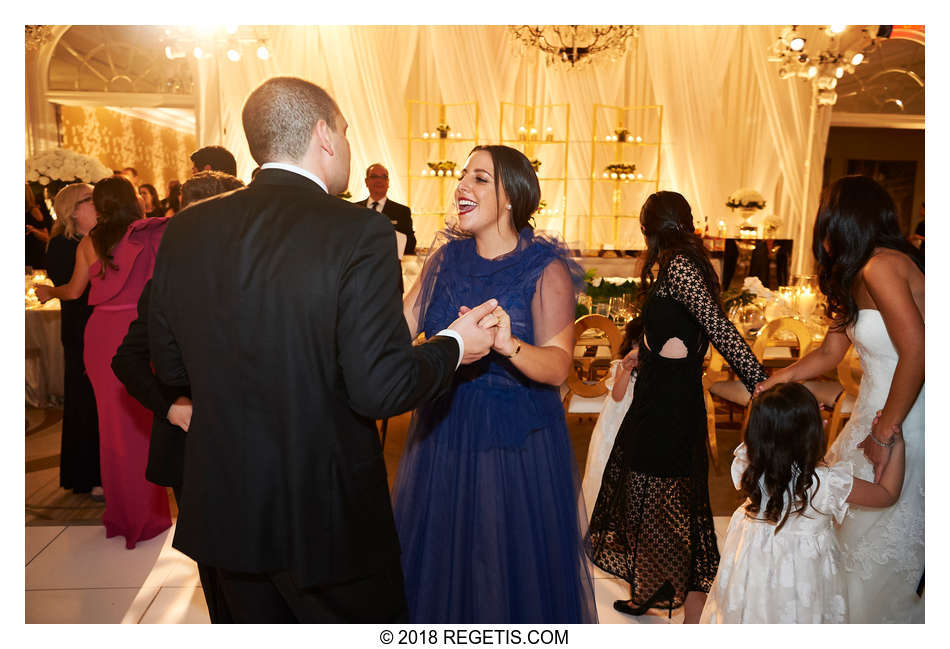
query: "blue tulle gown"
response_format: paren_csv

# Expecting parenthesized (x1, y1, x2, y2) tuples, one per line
(392, 229, 598, 623)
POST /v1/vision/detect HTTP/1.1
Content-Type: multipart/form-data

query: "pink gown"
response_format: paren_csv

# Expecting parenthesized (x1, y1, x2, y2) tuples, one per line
(83, 217, 172, 549)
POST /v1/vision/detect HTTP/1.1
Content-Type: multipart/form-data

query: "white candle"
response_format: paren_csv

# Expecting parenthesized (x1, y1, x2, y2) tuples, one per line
(797, 288, 817, 318)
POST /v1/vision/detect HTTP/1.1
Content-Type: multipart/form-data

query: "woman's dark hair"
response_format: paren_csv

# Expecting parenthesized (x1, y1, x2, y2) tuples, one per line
(139, 183, 160, 214)
(638, 191, 720, 305)
(741, 382, 826, 533)
(163, 180, 182, 214)
(619, 316, 643, 358)
(468, 145, 540, 233)
(90, 175, 143, 277)
(813, 175, 924, 331)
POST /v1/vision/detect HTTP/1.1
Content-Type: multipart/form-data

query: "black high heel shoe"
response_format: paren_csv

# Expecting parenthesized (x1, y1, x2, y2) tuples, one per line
(613, 581, 676, 619)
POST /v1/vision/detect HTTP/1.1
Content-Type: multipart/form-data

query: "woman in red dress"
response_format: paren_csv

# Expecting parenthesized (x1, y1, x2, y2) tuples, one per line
(37, 175, 171, 548)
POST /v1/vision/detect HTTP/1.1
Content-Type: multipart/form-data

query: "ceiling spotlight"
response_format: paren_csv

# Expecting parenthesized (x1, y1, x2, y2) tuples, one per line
(829, 25, 847, 34)
(851, 52, 865, 65)
(256, 44, 269, 60)
(835, 67, 845, 78)
(227, 48, 241, 62)
(788, 34, 805, 51)
(225, 25, 239, 35)
(807, 65, 818, 79)
(193, 46, 203, 59)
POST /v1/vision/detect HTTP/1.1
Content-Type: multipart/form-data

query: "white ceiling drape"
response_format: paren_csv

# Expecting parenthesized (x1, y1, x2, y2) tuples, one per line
(199, 25, 826, 269)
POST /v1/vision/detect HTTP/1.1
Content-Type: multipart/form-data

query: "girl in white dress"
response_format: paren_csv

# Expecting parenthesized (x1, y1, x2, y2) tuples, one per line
(581, 318, 641, 519)
(701, 382, 904, 623)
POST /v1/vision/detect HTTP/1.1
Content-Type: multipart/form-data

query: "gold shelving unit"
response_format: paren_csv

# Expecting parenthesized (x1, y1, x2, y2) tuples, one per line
(588, 104, 663, 250)
(406, 100, 479, 230)
(498, 102, 570, 239)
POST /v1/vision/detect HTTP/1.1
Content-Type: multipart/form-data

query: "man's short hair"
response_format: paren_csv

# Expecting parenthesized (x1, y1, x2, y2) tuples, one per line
(242, 77, 341, 166)
(122, 167, 138, 177)
(181, 171, 245, 209)
(190, 146, 237, 176)
(365, 163, 388, 178)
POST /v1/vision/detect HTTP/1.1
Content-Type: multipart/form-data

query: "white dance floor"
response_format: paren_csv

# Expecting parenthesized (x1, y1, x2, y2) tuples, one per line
(25, 518, 731, 624)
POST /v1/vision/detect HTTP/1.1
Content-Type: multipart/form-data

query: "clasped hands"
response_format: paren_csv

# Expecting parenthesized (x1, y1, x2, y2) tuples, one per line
(445, 298, 518, 365)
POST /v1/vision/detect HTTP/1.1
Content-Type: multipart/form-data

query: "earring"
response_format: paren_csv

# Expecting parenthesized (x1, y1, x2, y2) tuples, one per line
(506, 204, 512, 209)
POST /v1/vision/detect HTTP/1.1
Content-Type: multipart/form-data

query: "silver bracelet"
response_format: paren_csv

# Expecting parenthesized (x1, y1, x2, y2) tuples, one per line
(869, 431, 898, 448)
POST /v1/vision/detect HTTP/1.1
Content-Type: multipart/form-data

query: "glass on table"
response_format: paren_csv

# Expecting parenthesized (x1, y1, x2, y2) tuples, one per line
(608, 297, 627, 324)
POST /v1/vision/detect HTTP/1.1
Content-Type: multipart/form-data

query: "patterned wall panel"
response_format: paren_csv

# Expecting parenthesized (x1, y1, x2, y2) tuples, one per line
(59, 105, 196, 201)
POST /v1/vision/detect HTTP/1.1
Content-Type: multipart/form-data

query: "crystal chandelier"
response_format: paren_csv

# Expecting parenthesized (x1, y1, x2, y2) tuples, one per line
(159, 25, 271, 63)
(768, 25, 887, 105)
(509, 26, 638, 68)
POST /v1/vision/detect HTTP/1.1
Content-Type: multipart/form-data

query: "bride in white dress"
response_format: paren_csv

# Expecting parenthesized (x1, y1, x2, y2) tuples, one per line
(757, 176, 924, 623)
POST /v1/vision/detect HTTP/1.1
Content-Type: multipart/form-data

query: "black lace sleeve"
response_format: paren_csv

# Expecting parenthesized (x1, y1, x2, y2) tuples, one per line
(659, 254, 767, 392)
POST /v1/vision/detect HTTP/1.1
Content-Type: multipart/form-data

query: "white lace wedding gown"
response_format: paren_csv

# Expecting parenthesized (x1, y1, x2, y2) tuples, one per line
(826, 309, 925, 623)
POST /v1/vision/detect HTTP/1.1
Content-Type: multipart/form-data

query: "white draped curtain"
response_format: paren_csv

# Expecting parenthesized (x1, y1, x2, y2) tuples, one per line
(199, 25, 828, 271)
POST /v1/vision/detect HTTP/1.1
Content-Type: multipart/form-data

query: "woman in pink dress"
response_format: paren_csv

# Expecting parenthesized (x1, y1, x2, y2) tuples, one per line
(37, 175, 171, 548)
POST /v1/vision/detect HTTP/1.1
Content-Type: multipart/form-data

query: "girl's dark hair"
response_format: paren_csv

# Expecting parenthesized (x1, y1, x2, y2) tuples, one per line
(741, 382, 826, 533)
(813, 175, 924, 331)
(90, 175, 143, 277)
(469, 145, 540, 233)
(638, 191, 720, 306)
(619, 315, 643, 358)
(139, 183, 160, 213)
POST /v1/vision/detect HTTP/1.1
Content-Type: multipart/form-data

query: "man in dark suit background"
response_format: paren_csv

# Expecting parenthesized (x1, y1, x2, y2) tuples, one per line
(356, 163, 416, 256)
(190, 144, 238, 177)
(147, 76, 497, 623)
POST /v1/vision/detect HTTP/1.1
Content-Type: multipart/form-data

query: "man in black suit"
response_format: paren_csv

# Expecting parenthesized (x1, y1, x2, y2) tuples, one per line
(356, 163, 416, 256)
(147, 76, 498, 623)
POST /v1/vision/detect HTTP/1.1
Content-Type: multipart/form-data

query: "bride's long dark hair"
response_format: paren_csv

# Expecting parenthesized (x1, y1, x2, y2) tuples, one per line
(638, 191, 720, 306)
(813, 175, 923, 331)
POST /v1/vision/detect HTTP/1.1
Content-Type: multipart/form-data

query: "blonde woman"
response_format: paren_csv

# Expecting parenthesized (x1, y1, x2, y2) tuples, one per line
(46, 183, 102, 497)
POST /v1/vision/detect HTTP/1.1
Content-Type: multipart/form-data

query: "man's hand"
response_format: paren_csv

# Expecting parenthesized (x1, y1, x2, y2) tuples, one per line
(166, 396, 193, 432)
(448, 298, 498, 364)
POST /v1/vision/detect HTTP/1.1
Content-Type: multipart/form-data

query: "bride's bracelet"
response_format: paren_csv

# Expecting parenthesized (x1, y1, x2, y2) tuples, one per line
(869, 431, 899, 448)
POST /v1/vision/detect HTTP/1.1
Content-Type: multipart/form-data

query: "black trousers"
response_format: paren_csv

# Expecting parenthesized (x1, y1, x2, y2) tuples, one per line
(171, 486, 225, 623)
(209, 558, 409, 623)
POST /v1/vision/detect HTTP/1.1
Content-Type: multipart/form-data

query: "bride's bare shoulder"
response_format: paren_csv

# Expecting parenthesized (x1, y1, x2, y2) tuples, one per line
(865, 247, 921, 277)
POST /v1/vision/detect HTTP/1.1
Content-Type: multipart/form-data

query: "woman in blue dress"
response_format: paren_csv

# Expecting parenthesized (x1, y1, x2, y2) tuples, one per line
(392, 145, 597, 623)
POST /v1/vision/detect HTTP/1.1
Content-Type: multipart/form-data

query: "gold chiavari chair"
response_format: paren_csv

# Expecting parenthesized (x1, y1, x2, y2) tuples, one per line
(563, 315, 623, 418)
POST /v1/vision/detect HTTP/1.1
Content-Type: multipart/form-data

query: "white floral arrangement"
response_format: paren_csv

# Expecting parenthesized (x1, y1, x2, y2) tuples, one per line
(726, 188, 767, 210)
(742, 276, 774, 301)
(762, 214, 784, 236)
(26, 148, 111, 186)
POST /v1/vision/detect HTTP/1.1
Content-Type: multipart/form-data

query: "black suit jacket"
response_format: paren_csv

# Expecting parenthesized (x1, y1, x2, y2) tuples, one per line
(355, 197, 416, 255)
(111, 279, 189, 489)
(148, 168, 459, 588)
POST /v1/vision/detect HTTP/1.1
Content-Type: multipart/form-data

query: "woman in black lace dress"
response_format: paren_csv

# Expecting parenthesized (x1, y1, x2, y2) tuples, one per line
(586, 192, 766, 623)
